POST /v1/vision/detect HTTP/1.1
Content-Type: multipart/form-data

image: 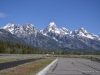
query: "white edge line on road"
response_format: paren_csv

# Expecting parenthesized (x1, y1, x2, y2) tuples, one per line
(36, 58, 58, 75)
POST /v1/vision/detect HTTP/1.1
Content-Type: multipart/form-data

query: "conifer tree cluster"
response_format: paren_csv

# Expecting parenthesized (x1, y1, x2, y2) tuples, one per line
(0, 40, 37, 54)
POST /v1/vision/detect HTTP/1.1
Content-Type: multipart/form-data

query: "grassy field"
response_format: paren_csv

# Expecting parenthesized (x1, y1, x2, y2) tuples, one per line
(0, 54, 45, 63)
(0, 58, 23, 63)
(0, 54, 100, 63)
(0, 58, 55, 75)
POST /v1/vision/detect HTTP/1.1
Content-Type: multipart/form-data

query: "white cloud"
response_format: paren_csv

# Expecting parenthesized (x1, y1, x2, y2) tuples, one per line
(0, 12, 7, 18)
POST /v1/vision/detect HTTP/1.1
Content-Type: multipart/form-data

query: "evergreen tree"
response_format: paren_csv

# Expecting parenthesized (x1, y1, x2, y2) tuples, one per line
(0, 44, 7, 53)
(10, 48, 18, 54)
(22, 48, 27, 54)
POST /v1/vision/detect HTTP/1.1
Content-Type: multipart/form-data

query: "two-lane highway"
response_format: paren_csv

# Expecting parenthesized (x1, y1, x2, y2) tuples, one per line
(45, 58, 100, 75)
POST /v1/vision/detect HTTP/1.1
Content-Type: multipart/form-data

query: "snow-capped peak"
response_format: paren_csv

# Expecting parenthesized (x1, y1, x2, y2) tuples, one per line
(23, 23, 39, 33)
(47, 22, 57, 29)
(1, 23, 39, 37)
(49, 22, 56, 27)
(2, 23, 22, 34)
(79, 27, 88, 33)
(72, 27, 100, 40)
(44, 22, 58, 32)
(60, 27, 72, 35)
(23, 23, 35, 29)
(42, 22, 72, 37)
(3, 23, 14, 29)
(1, 22, 100, 41)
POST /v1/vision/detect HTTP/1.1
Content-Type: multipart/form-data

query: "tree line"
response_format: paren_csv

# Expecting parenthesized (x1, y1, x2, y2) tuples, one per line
(0, 40, 100, 55)
(0, 40, 38, 54)
(53, 50, 100, 55)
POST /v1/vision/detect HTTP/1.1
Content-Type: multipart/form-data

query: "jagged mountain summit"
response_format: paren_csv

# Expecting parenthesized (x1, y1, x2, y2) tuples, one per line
(72, 27, 100, 40)
(1, 22, 100, 50)
(2, 23, 39, 37)
(1, 23, 63, 49)
(42, 22, 72, 36)
(0, 29, 24, 43)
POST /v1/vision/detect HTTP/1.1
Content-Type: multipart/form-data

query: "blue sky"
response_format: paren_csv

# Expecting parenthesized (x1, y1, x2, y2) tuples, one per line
(0, 0, 100, 35)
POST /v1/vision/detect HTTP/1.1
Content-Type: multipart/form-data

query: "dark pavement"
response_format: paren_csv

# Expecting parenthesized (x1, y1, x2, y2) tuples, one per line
(0, 58, 42, 71)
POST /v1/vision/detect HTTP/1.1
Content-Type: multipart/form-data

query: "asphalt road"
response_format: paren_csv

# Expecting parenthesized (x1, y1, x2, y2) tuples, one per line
(0, 58, 42, 71)
(45, 58, 100, 75)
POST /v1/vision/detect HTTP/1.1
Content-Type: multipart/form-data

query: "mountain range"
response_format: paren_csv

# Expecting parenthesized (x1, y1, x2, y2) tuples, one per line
(1, 22, 100, 50)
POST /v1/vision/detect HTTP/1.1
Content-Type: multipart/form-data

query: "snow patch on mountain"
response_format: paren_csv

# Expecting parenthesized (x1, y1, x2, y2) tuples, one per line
(2, 23, 22, 34)
(42, 22, 72, 37)
(2, 23, 39, 38)
(52, 37, 58, 41)
(1, 22, 100, 41)
(72, 27, 100, 40)
(1, 22, 100, 50)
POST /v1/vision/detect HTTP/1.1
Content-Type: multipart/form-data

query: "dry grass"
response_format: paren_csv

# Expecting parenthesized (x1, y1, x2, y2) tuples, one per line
(0, 54, 44, 63)
(0, 58, 55, 75)
(0, 58, 34, 63)
(0, 58, 22, 63)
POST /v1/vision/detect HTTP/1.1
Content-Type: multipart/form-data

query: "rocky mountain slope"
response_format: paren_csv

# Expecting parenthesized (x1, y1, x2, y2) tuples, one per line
(1, 22, 100, 50)
(0, 29, 24, 43)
